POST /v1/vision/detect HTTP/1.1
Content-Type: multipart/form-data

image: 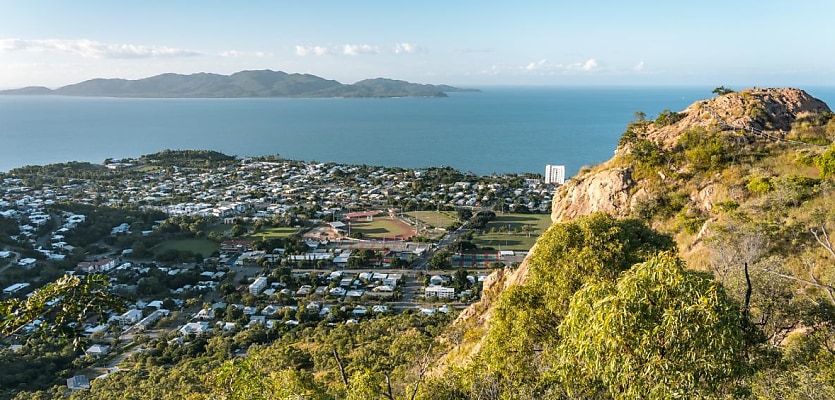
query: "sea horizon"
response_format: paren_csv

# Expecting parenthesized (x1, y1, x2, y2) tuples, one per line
(2, 86, 834, 177)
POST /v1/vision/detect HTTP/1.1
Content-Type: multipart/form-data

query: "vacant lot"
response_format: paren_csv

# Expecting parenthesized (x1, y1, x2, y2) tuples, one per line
(153, 239, 219, 257)
(472, 213, 552, 251)
(349, 217, 415, 239)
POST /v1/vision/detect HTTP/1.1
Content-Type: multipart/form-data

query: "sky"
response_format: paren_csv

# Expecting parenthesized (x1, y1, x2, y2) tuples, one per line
(0, 0, 833, 89)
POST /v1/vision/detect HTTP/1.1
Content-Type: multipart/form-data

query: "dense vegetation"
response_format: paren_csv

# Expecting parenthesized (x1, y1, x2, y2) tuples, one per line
(12, 312, 453, 400)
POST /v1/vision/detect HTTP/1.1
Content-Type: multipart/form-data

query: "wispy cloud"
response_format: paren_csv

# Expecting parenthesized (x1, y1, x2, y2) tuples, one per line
(342, 44, 379, 56)
(294, 45, 332, 56)
(633, 61, 645, 71)
(393, 42, 422, 54)
(481, 58, 606, 76)
(0, 38, 201, 59)
(526, 59, 547, 71)
(581, 58, 598, 71)
(218, 50, 272, 58)
(516, 58, 601, 73)
(296, 43, 418, 56)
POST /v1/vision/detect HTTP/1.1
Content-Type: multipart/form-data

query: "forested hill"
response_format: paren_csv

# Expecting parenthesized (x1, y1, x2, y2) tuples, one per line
(428, 87, 835, 398)
(0, 70, 478, 98)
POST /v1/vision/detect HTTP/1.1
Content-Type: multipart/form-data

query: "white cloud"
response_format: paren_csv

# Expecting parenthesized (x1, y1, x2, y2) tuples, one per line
(219, 50, 272, 58)
(342, 44, 379, 56)
(0, 38, 201, 59)
(526, 59, 547, 71)
(633, 61, 645, 71)
(581, 58, 598, 71)
(394, 42, 421, 54)
(295, 45, 333, 56)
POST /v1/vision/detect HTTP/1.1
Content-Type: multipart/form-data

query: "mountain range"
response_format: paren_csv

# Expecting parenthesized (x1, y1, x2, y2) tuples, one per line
(0, 70, 478, 98)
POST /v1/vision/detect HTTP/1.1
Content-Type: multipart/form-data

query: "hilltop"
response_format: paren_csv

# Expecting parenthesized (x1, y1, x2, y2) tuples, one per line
(0, 70, 478, 98)
(428, 87, 835, 398)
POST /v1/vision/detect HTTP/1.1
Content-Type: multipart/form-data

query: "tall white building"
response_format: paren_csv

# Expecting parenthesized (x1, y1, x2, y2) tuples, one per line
(249, 276, 268, 295)
(545, 164, 566, 185)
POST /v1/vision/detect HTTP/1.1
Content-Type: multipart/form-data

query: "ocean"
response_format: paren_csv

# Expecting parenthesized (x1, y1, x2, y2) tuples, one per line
(1, 87, 833, 177)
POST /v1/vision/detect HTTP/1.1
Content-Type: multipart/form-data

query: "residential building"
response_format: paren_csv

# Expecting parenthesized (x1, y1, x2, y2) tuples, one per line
(249, 276, 268, 295)
(545, 164, 566, 185)
(425, 285, 455, 299)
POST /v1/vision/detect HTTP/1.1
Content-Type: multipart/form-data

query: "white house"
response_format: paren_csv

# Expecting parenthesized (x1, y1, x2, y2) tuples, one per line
(118, 309, 143, 325)
(179, 321, 211, 336)
(85, 344, 110, 357)
(425, 285, 455, 299)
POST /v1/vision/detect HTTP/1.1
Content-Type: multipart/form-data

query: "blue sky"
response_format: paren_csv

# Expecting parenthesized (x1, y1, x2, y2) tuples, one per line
(1, 0, 833, 88)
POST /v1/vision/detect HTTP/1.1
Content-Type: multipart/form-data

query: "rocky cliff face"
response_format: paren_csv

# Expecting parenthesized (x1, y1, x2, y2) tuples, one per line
(550, 166, 635, 223)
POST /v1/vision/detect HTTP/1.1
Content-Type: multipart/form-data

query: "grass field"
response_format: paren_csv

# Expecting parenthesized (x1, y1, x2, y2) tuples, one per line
(472, 213, 552, 251)
(405, 211, 457, 229)
(250, 227, 299, 239)
(349, 217, 414, 239)
(153, 239, 219, 256)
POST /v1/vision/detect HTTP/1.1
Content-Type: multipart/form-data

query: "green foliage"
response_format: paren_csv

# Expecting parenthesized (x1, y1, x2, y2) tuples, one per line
(429, 250, 452, 269)
(747, 176, 774, 195)
(631, 139, 665, 167)
(654, 109, 683, 127)
(678, 128, 728, 171)
(816, 145, 835, 178)
(555, 253, 751, 399)
(475, 214, 675, 393)
(675, 207, 707, 234)
(0, 274, 124, 340)
(138, 149, 237, 168)
(527, 213, 675, 314)
(713, 86, 735, 95)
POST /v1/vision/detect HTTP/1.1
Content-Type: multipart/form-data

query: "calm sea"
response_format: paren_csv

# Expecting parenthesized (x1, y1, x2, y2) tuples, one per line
(1, 87, 833, 177)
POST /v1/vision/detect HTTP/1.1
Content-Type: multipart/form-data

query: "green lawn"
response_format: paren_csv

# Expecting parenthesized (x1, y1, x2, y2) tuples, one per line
(349, 218, 413, 239)
(250, 226, 300, 239)
(472, 213, 552, 251)
(405, 211, 457, 229)
(153, 239, 219, 256)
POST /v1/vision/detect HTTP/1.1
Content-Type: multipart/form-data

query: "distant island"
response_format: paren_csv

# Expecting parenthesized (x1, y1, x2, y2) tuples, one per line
(0, 69, 479, 98)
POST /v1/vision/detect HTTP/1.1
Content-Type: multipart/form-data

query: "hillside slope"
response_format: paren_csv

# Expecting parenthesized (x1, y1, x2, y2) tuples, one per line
(430, 88, 835, 398)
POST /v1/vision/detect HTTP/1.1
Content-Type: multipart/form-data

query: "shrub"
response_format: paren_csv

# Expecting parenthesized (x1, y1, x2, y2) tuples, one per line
(747, 176, 774, 195)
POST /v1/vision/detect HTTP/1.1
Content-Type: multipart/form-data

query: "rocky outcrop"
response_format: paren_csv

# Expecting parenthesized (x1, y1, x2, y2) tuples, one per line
(554, 88, 830, 224)
(645, 88, 831, 148)
(551, 166, 636, 223)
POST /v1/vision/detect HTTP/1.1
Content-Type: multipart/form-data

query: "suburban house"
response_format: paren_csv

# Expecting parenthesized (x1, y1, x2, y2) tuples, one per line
(67, 375, 90, 391)
(76, 259, 116, 273)
(179, 321, 211, 336)
(85, 344, 110, 357)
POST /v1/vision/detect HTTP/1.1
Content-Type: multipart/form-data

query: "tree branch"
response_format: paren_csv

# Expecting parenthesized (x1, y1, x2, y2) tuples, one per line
(332, 346, 349, 387)
(383, 373, 394, 400)
(410, 342, 433, 400)
(743, 262, 752, 321)
(812, 225, 835, 259)
(764, 268, 835, 304)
